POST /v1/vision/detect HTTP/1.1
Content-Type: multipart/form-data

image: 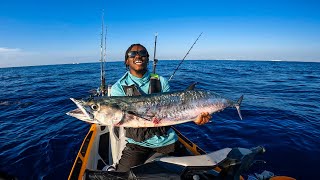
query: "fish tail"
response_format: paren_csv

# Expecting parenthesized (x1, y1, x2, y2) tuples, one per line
(235, 95, 244, 120)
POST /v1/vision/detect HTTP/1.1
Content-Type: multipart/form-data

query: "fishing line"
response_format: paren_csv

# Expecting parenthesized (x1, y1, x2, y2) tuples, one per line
(168, 32, 203, 82)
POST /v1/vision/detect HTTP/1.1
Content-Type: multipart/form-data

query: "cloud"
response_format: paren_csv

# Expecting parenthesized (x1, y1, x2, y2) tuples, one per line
(0, 47, 33, 68)
(0, 47, 100, 68)
(0, 47, 21, 53)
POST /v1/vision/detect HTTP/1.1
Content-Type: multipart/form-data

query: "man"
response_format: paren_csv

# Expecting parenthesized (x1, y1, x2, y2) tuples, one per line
(111, 43, 211, 172)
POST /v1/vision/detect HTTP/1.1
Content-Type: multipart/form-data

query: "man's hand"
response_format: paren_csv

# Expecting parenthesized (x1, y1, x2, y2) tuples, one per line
(194, 112, 211, 125)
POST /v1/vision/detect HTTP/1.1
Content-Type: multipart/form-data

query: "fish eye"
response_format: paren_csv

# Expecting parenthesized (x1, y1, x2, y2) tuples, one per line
(91, 104, 99, 110)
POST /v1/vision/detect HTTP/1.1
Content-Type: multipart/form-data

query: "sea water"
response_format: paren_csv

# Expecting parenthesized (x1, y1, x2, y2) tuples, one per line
(0, 60, 319, 179)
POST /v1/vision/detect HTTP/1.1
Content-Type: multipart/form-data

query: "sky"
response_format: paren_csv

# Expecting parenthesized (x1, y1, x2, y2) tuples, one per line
(0, 0, 320, 67)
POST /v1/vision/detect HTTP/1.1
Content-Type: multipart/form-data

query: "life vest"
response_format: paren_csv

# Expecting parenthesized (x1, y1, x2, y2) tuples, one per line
(122, 74, 170, 142)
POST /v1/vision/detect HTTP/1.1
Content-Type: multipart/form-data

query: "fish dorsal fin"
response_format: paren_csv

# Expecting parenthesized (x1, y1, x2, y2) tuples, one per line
(186, 82, 197, 90)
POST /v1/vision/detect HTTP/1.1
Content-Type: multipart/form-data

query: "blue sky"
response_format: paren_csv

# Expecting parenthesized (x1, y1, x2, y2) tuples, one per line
(1, 0, 319, 67)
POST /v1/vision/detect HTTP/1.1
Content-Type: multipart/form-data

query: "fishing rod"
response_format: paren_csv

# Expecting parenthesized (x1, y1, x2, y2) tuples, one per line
(99, 11, 106, 96)
(168, 32, 203, 82)
(149, 33, 160, 94)
(152, 33, 158, 74)
(102, 26, 107, 96)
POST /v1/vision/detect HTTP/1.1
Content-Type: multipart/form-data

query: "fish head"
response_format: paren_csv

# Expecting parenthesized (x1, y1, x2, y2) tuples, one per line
(68, 98, 124, 125)
(92, 102, 124, 125)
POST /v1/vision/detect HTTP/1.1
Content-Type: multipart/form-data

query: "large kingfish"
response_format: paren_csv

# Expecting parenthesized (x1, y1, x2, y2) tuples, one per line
(66, 90, 243, 127)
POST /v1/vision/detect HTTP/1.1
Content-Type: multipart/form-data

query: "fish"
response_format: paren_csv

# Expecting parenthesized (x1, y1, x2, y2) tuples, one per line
(66, 90, 244, 127)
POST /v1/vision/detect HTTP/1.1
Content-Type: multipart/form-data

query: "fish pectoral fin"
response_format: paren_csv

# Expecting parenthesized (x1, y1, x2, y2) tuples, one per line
(126, 111, 153, 121)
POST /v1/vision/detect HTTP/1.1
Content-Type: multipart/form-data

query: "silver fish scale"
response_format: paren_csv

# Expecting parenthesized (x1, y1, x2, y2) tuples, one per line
(156, 96, 229, 121)
(95, 90, 234, 120)
(129, 90, 233, 121)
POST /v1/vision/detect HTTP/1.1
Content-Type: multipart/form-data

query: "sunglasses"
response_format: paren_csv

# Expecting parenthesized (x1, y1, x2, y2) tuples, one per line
(127, 50, 148, 58)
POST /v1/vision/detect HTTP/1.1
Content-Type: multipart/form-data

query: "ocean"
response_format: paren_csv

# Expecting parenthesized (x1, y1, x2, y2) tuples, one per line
(0, 60, 319, 179)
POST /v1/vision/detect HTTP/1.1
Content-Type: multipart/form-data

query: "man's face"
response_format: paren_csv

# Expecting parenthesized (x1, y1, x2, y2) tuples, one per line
(126, 45, 149, 73)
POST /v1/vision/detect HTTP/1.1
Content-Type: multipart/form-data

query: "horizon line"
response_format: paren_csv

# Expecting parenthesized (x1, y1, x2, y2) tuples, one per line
(1, 59, 319, 69)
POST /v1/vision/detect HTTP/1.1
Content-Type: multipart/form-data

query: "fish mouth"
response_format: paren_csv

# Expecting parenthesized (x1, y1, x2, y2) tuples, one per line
(68, 98, 94, 120)
(66, 108, 99, 124)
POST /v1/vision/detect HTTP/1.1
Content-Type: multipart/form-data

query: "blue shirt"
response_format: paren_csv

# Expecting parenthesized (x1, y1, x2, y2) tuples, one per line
(110, 71, 178, 148)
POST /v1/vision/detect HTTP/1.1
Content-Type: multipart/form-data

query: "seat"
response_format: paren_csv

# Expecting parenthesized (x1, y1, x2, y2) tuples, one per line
(155, 148, 232, 167)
